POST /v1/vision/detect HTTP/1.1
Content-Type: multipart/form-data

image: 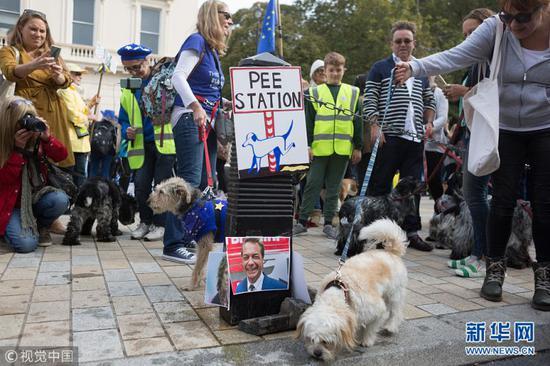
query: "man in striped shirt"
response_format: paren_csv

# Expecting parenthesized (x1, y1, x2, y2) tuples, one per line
(363, 21, 436, 251)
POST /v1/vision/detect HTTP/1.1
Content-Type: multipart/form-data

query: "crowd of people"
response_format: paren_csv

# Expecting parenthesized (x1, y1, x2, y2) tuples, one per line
(0, 0, 548, 311)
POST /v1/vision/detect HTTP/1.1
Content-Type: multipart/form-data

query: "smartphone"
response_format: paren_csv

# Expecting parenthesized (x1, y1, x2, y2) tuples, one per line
(50, 46, 61, 60)
(434, 75, 448, 89)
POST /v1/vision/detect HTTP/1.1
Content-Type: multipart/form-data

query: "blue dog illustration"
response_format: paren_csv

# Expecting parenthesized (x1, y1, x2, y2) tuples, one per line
(242, 121, 296, 173)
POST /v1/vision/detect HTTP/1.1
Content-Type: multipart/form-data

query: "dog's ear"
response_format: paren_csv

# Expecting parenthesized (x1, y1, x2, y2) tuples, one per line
(340, 313, 357, 350)
(294, 318, 305, 340)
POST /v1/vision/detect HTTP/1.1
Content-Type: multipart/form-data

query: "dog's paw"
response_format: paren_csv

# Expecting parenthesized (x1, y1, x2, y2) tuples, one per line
(62, 238, 81, 246)
(97, 236, 116, 242)
(113, 229, 123, 236)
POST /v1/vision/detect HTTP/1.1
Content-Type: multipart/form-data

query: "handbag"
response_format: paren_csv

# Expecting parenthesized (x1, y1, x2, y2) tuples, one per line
(215, 109, 234, 145)
(43, 157, 79, 203)
(463, 17, 504, 177)
(0, 47, 20, 98)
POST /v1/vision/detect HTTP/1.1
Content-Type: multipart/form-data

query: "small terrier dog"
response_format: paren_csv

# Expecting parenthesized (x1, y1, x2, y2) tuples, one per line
(62, 177, 137, 246)
(296, 219, 408, 361)
(148, 177, 226, 289)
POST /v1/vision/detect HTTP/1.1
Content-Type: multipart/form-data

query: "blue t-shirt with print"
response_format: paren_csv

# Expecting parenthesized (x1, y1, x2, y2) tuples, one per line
(174, 33, 224, 116)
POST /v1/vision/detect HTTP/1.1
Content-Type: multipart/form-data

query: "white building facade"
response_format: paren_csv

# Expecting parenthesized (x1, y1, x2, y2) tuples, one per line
(0, 0, 199, 111)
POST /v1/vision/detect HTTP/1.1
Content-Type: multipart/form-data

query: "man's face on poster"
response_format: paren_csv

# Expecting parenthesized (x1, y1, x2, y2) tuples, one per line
(241, 241, 264, 283)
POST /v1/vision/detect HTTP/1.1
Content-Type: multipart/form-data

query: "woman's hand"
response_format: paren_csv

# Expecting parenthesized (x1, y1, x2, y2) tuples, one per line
(190, 101, 207, 128)
(370, 124, 386, 147)
(443, 84, 470, 101)
(308, 147, 313, 162)
(38, 118, 51, 141)
(28, 54, 56, 72)
(394, 62, 412, 85)
(14, 129, 35, 149)
(88, 95, 101, 108)
(126, 127, 136, 140)
(351, 149, 362, 165)
(50, 64, 66, 85)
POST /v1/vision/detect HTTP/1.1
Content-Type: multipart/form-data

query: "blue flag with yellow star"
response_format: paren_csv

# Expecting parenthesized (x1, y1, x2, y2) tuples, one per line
(257, 0, 278, 54)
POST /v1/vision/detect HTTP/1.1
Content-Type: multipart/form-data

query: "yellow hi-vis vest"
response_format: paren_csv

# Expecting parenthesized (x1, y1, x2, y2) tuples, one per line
(120, 88, 176, 170)
(310, 83, 359, 157)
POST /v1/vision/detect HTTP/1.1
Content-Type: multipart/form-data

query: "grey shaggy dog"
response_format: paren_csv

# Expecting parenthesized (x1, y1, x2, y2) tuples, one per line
(335, 176, 421, 258)
(62, 177, 137, 246)
(429, 186, 533, 269)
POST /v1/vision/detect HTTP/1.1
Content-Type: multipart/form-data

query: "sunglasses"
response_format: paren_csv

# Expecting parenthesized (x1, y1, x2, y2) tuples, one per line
(123, 63, 144, 72)
(218, 11, 232, 20)
(498, 6, 542, 24)
(22, 9, 47, 20)
(393, 38, 413, 45)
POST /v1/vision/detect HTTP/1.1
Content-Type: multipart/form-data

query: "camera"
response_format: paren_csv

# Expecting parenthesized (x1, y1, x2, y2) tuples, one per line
(19, 113, 47, 132)
(120, 78, 142, 90)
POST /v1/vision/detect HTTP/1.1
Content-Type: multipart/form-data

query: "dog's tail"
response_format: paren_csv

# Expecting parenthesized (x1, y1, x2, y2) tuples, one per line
(357, 218, 408, 257)
(282, 120, 294, 140)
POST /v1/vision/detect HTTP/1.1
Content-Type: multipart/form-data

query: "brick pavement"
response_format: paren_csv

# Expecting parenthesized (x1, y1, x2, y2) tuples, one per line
(0, 199, 537, 363)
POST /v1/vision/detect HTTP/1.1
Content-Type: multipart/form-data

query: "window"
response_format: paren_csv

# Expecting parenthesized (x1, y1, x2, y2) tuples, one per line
(0, 0, 20, 33)
(140, 7, 160, 54)
(73, 0, 94, 45)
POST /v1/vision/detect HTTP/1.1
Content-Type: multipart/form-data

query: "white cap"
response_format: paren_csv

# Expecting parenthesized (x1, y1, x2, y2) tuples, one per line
(309, 59, 324, 79)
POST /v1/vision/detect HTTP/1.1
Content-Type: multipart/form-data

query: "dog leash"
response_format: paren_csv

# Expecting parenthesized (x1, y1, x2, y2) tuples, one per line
(339, 69, 397, 265)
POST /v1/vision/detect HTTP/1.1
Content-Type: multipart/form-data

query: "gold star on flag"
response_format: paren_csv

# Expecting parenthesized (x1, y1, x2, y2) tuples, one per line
(215, 202, 224, 210)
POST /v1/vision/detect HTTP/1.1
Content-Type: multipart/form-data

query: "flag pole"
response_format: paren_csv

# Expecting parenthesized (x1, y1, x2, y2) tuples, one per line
(276, 0, 284, 58)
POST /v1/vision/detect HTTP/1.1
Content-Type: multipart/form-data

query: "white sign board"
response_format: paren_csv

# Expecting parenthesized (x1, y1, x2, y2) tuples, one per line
(230, 66, 309, 178)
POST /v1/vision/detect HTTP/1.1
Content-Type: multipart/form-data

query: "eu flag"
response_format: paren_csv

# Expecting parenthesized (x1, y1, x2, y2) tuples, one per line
(257, 0, 278, 54)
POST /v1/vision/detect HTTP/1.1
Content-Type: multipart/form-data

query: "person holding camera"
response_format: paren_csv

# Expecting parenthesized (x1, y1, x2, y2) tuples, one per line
(117, 44, 176, 242)
(0, 96, 70, 253)
(0, 9, 74, 169)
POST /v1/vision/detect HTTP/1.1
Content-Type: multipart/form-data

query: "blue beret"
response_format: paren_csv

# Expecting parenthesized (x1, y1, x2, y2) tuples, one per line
(101, 109, 118, 123)
(117, 43, 152, 61)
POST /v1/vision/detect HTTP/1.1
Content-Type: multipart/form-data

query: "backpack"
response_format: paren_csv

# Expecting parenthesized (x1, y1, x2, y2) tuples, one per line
(90, 119, 117, 156)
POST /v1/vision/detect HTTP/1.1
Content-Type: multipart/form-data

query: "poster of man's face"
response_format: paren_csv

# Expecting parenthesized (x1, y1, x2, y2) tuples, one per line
(226, 237, 290, 295)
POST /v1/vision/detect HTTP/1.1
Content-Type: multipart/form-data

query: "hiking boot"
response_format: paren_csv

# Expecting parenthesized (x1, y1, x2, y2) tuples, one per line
(480, 256, 506, 302)
(144, 225, 164, 241)
(131, 222, 150, 240)
(293, 222, 307, 236)
(532, 261, 550, 311)
(162, 247, 196, 264)
(38, 228, 52, 247)
(323, 225, 338, 240)
(407, 234, 433, 252)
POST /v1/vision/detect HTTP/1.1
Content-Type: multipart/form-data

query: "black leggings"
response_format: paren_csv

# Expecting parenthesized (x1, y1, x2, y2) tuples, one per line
(487, 128, 550, 262)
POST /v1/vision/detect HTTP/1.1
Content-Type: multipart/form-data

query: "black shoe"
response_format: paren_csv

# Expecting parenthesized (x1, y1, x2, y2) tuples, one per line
(407, 234, 433, 252)
(480, 256, 506, 302)
(532, 261, 550, 311)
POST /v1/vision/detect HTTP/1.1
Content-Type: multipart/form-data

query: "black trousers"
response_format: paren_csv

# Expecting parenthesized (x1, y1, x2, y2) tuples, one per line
(425, 150, 445, 201)
(367, 136, 424, 233)
(488, 128, 550, 262)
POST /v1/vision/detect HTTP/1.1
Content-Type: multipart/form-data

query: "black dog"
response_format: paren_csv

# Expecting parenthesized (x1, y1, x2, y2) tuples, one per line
(62, 177, 137, 245)
(335, 176, 421, 258)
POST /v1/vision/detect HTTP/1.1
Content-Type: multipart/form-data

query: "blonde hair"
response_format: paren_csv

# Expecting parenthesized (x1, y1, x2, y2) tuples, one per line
(197, 0, 229, 55)
(0, 96, 38, 167)
(9, 12, 54, 55)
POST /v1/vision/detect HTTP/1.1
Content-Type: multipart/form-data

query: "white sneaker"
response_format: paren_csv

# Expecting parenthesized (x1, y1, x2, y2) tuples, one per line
(144, 225, 164, 241)
(131, 222, 150, 239)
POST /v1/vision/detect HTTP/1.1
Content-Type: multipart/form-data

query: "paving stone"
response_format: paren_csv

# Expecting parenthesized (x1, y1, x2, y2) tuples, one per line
(72, 255, 100, 266)
(0, 338, 18, 346)
(39, 260, 71, 273)
(403, 304, 432, 319)
(502, 292, 530, 305)
(0, 262, 6, 274)
(104, 268, 136, 282)
(162, 265, 193, 278)
(131, 262, 163, 273)
(502, 282, 531, 294)
(71, 248, 98, 256)
(36, 271, 71, 285)
(72, 289, 110, 308)
(418, 303, 459, 315)
(214, 329, 262, 345)
(27, 300, 70, 323)
(107, 280, 144, 296)
(137, 272, 171, 286)
(144, 285, 183, 302)
(153, 301, 198, 323)
(73, 306, 116, 331)
(427, 293, 484, 311)
(405, 290, 437, 306)
(0, 253, 14, 263)
(433, 283, 479, 299)
(117, 313, 165, 340)
(41, 252, 71, 262)
(261, 330, 295, 341)
(0, 279, 35, 296)
(0, 314, 25, 339)
(71, 265, 102, 275)
(19, 321, 70, 347)
(196, 307, 236, 331)
(164, 320, 219, 350)
(0, 294, 30, 315)
(181, 290, 210, 309)
(72, 276, 105, 291)
(101, 260, 131, 269)
(112, 295, 153, 316)
(123, 337, 174, 356)
(470, 297, 508, 308)
(440, 276, 483, 290)
(406, 278, 444, 295)
(8, 256, 41, 268)
(408, 272, 448, 285)
(2, 267, 38, 280)
(73, 329, 124, 362)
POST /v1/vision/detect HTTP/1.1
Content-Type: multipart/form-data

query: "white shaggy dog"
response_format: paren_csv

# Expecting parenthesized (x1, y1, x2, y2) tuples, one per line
(296, 218, 408, 361)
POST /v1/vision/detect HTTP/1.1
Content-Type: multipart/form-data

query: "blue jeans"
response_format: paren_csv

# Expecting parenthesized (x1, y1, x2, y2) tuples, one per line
(134, 141, 176, 226)
(88, 153, 113, 179)
(4, 191, 69, 253)
(72, 152, 88, 188)
(462, 139, 490, 258)
(164, 113, 217, 250)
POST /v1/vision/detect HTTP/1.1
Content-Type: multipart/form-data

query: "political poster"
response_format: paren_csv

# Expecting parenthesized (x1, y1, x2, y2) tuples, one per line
(204, 251, 230, 309)
(230, 66, 309, 178)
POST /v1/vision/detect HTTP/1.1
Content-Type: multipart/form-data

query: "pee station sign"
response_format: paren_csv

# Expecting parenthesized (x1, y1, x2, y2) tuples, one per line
(230, 66, 309, 178)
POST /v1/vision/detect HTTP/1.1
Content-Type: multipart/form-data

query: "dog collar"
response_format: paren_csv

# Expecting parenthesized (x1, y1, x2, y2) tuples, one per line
(324, 279, 351, 306)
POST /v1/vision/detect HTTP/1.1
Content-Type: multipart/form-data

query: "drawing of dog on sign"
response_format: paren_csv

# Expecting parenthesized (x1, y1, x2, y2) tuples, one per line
(242, 120, 295, 173)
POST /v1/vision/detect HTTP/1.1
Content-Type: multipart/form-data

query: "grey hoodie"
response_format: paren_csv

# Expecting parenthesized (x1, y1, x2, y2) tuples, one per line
(410, 16, 550, 132)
